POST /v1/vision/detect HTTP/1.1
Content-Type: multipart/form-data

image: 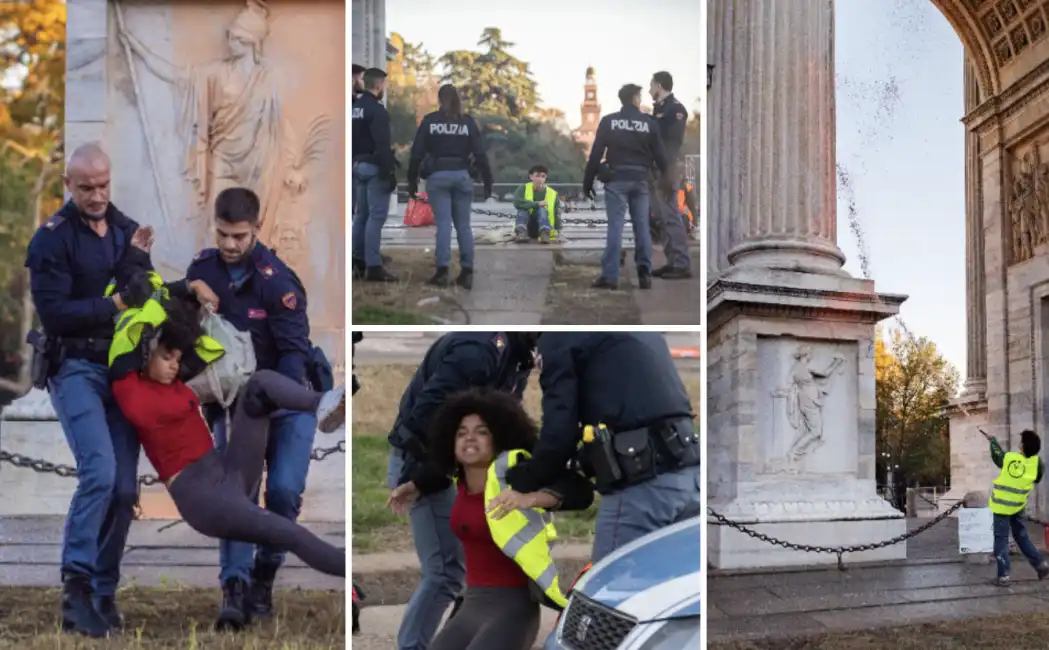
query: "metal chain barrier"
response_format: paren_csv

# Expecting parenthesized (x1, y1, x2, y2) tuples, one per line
(399, 192, 609, 228)
(708, 500, 966, 571)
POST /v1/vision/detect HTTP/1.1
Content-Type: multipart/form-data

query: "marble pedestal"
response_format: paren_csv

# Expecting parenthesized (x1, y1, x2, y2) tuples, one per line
(707, 268, 907, 569)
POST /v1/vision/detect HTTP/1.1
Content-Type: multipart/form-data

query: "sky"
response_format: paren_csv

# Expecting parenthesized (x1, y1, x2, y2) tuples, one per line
(385, 0, 705, 130)
(835, 0, 966, 376)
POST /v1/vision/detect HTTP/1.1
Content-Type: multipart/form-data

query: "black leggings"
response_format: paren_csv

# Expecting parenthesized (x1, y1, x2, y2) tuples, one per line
(429, 586, 540, 650)
(168, 370, 345, 577)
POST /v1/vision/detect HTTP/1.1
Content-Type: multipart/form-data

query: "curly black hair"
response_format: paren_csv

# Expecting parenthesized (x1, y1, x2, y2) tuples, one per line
(157, 296, 203, 353)
(429, 388, 539, 476)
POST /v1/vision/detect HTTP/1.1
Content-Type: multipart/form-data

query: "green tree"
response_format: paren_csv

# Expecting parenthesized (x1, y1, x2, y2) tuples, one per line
(439, 28, 540, 120)
(875, 328, 960, 507)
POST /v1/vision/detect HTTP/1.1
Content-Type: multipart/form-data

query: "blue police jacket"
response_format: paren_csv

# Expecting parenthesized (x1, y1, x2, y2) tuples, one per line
(24, 201, 146, 345)
(506, 332, 695, 492)
(186, 242, 311, 384)
(389, 332, 534, 485)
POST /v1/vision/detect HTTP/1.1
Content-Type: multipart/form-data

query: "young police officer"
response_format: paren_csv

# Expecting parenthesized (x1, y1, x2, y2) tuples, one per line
(505, 332, 701, 562)
(385, 332, 536, 650)
(352, 67, 398, 282)
(649, 71, 692, 280)
(583, 84, 671, 290)
(406, 84, 494, 289)
(24, 144, 155, 638)
(186, 187, 326, 630)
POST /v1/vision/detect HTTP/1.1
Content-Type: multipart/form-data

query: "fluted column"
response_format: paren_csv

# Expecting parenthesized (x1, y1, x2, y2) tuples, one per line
(709, 0, 846, 275)
(962, 56, 987, 393)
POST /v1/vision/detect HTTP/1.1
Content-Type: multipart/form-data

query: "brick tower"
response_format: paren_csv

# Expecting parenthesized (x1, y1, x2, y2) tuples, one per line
(575, 65, 601, 157)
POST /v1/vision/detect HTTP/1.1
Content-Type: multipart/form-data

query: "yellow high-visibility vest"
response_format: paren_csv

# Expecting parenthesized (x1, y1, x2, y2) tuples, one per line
(103, 271, 167, 301)
(524, 184, 558, 238)
(107, 287, 224, 370)
(484, 449, 568, 609)
(989, 451, 1041, 516)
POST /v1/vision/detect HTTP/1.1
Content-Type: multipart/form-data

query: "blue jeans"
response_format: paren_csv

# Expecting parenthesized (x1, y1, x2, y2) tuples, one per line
(352, 161, 391, 267)
(515, 207, 551, 233)
(592, 464, 702, 563)
(993, 512, 1045, 578)
(49, 358, 140, 596)
(652, 180, 691, 270)
(602, 180, 653, 283)
(212, 409, 318, 582)
(426, 170, 474, 270)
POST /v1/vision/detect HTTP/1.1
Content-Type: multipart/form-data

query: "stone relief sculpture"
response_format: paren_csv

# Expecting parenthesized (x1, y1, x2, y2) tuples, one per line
(768, 345, 845, 473)
(1009, 145, 1049, 264)
(117, 0, 331, 262)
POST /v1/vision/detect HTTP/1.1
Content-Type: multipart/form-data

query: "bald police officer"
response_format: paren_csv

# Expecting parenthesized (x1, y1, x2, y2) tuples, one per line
(649, 71, 692, 280)
(583, 84, 670, 290)
(352, 67, 398, 283)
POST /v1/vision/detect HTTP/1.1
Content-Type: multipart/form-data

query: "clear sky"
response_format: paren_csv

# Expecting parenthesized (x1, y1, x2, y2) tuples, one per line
(386, 0, 705, 129)
(836, 0, 966, 376)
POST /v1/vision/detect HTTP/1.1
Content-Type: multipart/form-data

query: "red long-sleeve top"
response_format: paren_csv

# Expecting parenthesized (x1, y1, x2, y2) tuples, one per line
(111, 372, 215, 482)
(450, 482, 528, 588)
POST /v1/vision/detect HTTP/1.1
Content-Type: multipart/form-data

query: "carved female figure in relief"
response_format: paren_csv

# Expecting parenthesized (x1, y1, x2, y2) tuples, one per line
(773, 346, 844, 463)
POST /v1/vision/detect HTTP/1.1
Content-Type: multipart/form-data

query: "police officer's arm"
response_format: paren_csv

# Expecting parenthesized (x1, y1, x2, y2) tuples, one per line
(582, 117, 610, 191)
(535, 471, 594, 512)
(266, 278, 311, 383)
(401, 342, 499, 436)
(371, 105, 396, 177)
(650, 124, 670, 177)
(25, 230, 120, 335)
(664, 104, 688, 160)
(406, 115, 429, 187)
(410, 460, 453, 496)
(467, 116, 494, 194)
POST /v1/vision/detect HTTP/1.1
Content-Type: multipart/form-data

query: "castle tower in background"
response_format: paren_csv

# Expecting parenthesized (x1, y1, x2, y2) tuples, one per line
(574, 66, 601, 157)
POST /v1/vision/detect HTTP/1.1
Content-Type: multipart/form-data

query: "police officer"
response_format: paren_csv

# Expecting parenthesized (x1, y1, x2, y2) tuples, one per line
(583, 84, 671, 290)
(406, 84, 493, 290)
(352, 67, 398, 282)
(186, 187, 327, 630)
(505, 332, 701, 563)
(649, 71, 692, 280)
(24, 144, 156, 638)
(385, 332, 536, 650)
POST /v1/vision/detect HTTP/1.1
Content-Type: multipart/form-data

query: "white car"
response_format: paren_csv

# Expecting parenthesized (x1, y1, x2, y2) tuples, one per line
(543, 516, 701, 650)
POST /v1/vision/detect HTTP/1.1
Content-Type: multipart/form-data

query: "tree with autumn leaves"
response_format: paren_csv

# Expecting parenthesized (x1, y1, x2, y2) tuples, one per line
(0, 0, 65, 400)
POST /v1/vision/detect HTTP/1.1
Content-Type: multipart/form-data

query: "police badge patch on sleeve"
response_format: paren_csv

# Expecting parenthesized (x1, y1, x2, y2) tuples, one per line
(676, 111, 685, 120)
(282, 292, 297, 310)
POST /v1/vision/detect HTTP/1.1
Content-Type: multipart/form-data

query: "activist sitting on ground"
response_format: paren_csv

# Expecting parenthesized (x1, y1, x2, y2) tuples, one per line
(387, 388, 593, 650)
(108, 290, 346, 577)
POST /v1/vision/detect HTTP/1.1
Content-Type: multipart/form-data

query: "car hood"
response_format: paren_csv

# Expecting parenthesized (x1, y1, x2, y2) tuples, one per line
(573, 516, 701, 623)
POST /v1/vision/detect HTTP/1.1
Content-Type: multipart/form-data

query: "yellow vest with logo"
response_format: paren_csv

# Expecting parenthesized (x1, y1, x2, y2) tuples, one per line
(524, 184, 558, 238)
(990, 451, 1041, 516)
(484, 449, 568, 609)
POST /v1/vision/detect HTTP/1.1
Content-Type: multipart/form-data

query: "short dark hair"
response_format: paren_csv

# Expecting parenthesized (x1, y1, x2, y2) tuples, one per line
(618, 84, 642, 106)
(1022, 429, 1042, 457)
(158, 297, 202, 354)
(528, 165, 548, 176)
(215, 187, 261, 225)
(352, 63, 365, 75)
(363, 68, 387, 90)
(652, 71, 674, 92)
(429, 388, 538, 479)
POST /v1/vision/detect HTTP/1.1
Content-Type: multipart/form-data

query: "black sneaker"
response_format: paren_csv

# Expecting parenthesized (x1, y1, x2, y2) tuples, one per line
(638, 271, 652, 290)
(652, 265, 672, 278)
(215, 577, 252, 631)
(249, 563, 279, 619)
(456, 269, 474, 291)
(364, 266, 399, 283)
(592, 277, 618, 290)
(427, 267, 450, 287)
(60, 574, 110, 638)
(660, 267, 693, 280)
(94, 594, 124, 629)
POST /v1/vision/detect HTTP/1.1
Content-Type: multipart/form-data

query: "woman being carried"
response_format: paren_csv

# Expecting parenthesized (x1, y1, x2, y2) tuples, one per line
(109, 296, 345, 577)
(387, 388, 593, 650)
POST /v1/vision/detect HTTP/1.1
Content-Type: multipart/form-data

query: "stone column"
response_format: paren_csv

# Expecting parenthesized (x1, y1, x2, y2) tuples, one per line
(66, 0, 110, 165)
(710, 0, 846, 275)
(963, 57, 988, 395)
(351, 0, 386, 70)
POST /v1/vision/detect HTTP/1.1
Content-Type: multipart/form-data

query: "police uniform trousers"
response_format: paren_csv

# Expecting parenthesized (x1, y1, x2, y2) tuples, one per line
(650, 179, 692, 271)
(601, 180, 654, 283)
(352, 161, 392, 267)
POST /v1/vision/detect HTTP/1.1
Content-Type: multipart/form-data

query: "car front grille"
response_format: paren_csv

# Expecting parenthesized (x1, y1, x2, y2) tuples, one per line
(560, 593, 637, 650)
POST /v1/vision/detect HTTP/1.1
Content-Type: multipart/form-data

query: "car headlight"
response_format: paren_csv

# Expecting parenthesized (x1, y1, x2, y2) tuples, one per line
(636, 616, 700, 649)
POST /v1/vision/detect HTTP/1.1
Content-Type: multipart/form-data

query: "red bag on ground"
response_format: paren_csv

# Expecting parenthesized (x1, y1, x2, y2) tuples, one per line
(404, 193, 435, 227)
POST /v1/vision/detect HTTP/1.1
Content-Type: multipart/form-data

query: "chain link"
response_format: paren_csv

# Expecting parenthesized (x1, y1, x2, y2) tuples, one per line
(707, 501, 967, 571)
(400, 193, 607, 228)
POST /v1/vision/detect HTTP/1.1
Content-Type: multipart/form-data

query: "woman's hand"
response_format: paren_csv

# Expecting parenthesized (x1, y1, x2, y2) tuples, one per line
(486, 489, 540, 520)
(386, 481, 420, 516)
(188, 279, 220, 311)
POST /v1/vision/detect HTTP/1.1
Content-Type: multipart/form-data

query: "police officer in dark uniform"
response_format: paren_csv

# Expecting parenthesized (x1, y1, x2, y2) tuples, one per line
(385, 332, 536, 650)
(506, 332, 701, 563)
(24, 144, 156, 638)
(583, 84, 670, 290)
(186, 187, 331, 630)
(649, 71, 692, 280)
(407, 84, 494, 289)
(352, 67, 398, 282)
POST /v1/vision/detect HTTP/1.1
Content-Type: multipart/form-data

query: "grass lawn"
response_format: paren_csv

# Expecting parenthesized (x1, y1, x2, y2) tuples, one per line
(710, 613, 1049, 649)
(351, 250, 468, 325)
(0, 586, 343, 649)
(350, 363, 702, 553)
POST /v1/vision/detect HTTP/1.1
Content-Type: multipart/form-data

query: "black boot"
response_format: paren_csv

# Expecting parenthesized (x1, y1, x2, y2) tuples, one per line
(660, 267, 692, 280)
(456, 269, 474, 290)
(248, 562, 279, 619)
(94, 594, 124, 629)
(60, 574, 110, 638)
(638, 270, 652, 290)
(427, 267, 450, 287)
(652, 265, 671, 278)
(364, 266, 399, 283)
(215, 577, 251, 631)
(352, 258, 367, 279)
(592, 277, 618, 290)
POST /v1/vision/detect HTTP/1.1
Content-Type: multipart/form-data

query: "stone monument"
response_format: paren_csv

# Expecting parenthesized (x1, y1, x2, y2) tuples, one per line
(706, 0, 906, 569)
(0, 0, 346, 521)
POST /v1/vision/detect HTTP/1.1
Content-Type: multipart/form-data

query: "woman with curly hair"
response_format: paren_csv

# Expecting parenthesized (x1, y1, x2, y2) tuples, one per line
(387, 388, 593, 650)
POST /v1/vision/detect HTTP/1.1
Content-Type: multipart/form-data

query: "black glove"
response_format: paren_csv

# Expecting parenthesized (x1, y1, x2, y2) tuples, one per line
(381, 171, 398, 194)
(120, 272, 154, 309)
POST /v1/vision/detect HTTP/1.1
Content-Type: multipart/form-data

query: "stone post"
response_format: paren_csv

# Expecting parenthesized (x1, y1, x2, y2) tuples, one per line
(961, 491, 992, 565)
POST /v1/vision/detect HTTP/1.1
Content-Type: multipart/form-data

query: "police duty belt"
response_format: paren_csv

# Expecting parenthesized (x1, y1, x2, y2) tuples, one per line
(399, 193, 607, 228)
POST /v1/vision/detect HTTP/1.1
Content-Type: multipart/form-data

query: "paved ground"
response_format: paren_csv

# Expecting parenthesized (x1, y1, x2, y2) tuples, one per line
(353, 602, 560, 650)
(709, 517, 1049, 643)
(0, 516, 345, 591)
